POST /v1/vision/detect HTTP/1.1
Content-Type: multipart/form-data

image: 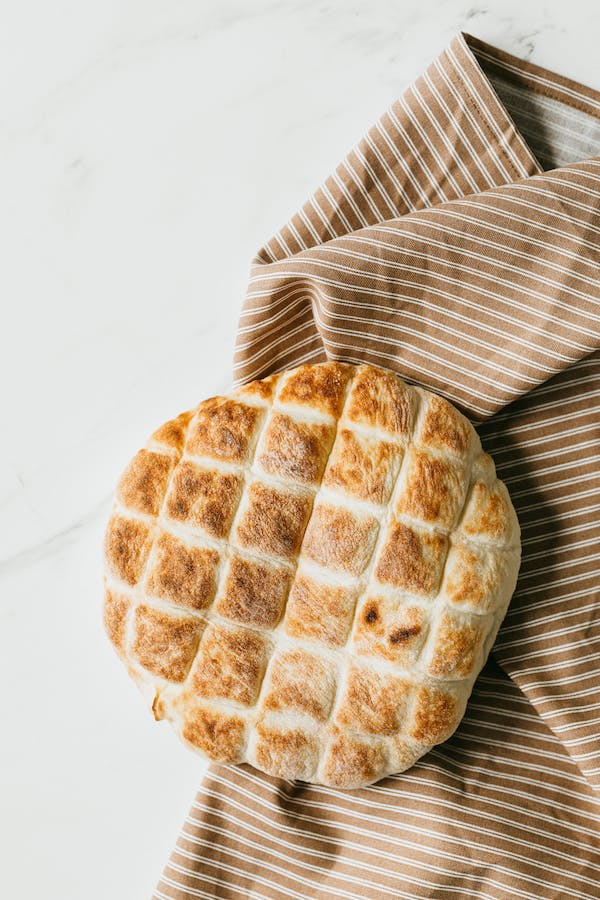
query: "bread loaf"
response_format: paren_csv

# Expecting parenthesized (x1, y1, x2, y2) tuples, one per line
(103, 363, 520, 788)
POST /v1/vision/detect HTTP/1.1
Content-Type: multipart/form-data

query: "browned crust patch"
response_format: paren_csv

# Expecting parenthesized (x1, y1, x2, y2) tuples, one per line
(164, 460, 243, 538)
(442, 543, 503, 611)
(461, 481, 514, 544)
(374, 521, 447, 595)
(323, 428, 402, 503)
(387, 736, 421, 773)
(104, 514, 154, 586)
(130, 604, 203, 682)
(352, 596, 428, 664)
(278, 362, 351, 417)
(285, 574, 357, 648)
(261, 650, 336, 722)
(145, 531, 219, 611)
(151, 411, 193, 455)
(237, 374, 279, 402)
(396, 449, 465, 529)
(302, 504, 379, 576)
(335, 665, 410, 736)
(181, 705, 246, 763)
(216, 555, 290, 629)
(417, 395, 473, 457)
(410, 685, 459, 744)
(257, 413, 335, 485)
(236, 483, 313, 560)
(103, 587, 131, 653)
(345, 366, 414, 438)
(116, 449, 175, 517)
(253, 722, 320, 781)
(190, 623, 269, 706)
(321, 730, 387, 788)
(187, 397, 263, 463)
(428, 612, 486, 678)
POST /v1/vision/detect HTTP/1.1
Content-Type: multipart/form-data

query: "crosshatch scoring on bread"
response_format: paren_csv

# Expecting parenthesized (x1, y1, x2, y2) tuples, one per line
(103, 362, 521, 788)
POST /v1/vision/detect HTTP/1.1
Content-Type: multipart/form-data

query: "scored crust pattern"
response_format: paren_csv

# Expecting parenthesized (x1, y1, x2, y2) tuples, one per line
(103, 363, 521, 788)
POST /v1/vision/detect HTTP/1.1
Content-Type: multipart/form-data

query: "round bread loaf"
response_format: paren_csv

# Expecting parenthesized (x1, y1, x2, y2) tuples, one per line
(103, 362, 520, 788)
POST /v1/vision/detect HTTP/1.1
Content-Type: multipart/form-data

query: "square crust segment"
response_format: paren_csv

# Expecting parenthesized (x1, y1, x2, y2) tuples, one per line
(256, 412, 336, 486)
(323, 428, 403, 504)
(104, 362, 520, 789)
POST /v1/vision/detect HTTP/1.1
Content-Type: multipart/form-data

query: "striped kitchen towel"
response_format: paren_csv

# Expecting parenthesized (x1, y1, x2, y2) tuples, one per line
(155, 33, 600, 899)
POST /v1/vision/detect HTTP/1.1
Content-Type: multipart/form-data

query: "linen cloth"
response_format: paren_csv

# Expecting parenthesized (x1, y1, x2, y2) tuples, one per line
(155, 33, 600, 899)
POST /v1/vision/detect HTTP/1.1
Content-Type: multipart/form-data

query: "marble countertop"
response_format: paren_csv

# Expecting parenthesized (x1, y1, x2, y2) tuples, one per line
(2, 2, 599, 897)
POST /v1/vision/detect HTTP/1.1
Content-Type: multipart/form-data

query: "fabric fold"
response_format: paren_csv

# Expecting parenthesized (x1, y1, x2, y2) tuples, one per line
(156, 33, 600, 900)
(237, 159, 600, 417)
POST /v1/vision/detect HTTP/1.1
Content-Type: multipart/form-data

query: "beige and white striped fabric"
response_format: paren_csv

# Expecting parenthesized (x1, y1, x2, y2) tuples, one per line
(155, 33, 600, 899)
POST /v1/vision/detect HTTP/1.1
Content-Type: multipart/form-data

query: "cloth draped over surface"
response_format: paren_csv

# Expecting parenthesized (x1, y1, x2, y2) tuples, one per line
(155, 33, 600, 900)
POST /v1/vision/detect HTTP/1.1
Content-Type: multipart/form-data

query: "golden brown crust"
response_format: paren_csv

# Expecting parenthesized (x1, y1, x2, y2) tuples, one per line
(323, 429, 403, 503)
(256, 413, 335, 485)
(321, 730, 387, 788)
(105, 514, 154, 586)
(164, 461, 243, 539)
(261, 650, 336, 722)
(103, 587, 131, 653)
(181, 705, 246, 763)
(460, 479, 516, 545)
(104, 362, 520, 788)
(395, 449, 465, 529)
(150, 411, 193, 454)
(187, 397, 263, 463)
(387, 737, 423, 773)
(352, 596, 428, 665)
(427, 612, 487, 678)
(237, 374, 279, 402)
(410, 685, 459, 744)
(335, 665, 410, 736)
(130, 605, 203, 682)
(441, 543, 505, 612)
(416, 395, 473, 457)
(190, 623, 269, 706)
(116, 450, 175, 517)
(145, 531, 219, 611)
(216, 555, 290, 629)
(252, 722, 320, 781)
(278, 362, 351, 417)
(284, 574, 357, 648)
(375, 521, 447, 596)
(236, 483, 312, 560)
(346, 365, 415, 438)
(302, 503, 379, 576)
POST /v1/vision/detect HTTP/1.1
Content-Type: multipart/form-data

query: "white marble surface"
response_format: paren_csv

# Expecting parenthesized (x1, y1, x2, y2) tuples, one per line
(1, 1, 599, 897)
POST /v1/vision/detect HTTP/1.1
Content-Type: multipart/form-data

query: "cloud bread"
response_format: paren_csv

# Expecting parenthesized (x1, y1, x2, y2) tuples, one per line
(103, 362, 521, 788)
